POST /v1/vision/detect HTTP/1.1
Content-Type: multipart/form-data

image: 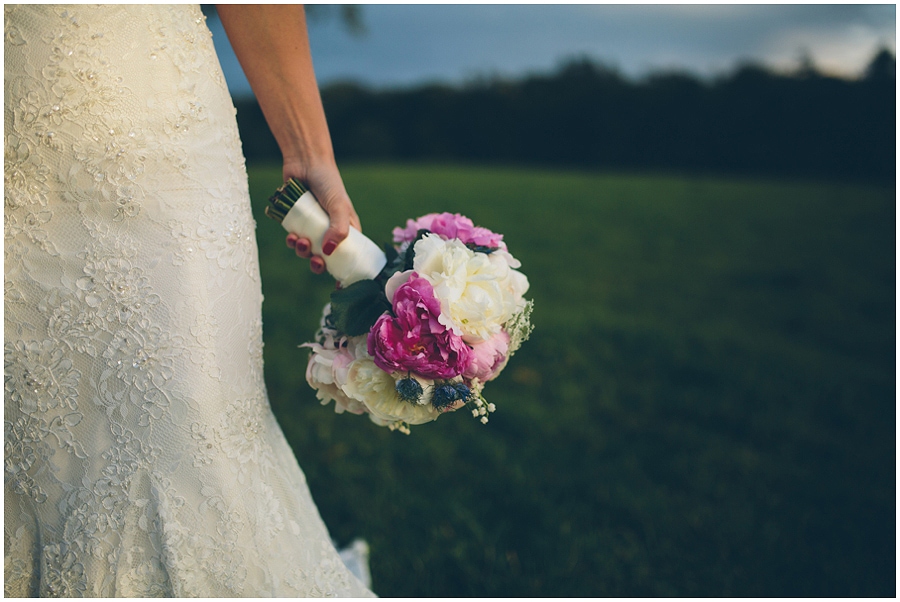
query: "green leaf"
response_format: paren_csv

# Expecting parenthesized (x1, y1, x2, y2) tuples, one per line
(383, 243, 400, 265)
(377, 243, 404, 283)
(403, 229, 431, 272)
(330, 279, 392, 336)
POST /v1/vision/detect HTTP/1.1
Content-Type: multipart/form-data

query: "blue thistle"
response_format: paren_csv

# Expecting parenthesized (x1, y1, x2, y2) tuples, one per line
(431, 382, 460, 410)
(395, 377, 423, 403)
(453, 382, 471, 402)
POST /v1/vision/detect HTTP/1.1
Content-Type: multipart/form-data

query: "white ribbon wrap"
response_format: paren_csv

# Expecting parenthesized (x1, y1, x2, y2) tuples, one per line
(280, 191, 387, 286)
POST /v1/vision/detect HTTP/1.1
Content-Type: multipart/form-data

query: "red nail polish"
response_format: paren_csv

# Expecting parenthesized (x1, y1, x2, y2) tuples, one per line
(322, 241, 337, 256)
(296, 241, 309, 253)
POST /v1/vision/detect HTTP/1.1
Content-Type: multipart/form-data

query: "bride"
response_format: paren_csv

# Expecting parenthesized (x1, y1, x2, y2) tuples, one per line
(5, 4, 374, 596)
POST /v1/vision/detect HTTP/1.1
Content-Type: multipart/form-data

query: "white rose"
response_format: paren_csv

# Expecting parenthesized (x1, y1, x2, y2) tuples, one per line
(413, 233, 530, 343)
(341, 357, 441, 425)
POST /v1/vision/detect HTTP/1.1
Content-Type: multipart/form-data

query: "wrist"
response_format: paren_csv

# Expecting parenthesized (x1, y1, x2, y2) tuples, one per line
(283, 153, 336, 183)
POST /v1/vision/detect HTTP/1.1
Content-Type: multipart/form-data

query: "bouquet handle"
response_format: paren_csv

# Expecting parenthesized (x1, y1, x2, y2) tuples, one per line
(266, 179, 387, 286)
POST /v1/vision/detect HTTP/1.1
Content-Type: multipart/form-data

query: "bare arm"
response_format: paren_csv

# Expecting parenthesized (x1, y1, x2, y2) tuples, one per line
(217, 4, 358, 272)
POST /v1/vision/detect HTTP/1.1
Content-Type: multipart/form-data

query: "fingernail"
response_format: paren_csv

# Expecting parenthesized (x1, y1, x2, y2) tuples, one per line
(322, 241, 337, 256)
(295, 241, 309, 253)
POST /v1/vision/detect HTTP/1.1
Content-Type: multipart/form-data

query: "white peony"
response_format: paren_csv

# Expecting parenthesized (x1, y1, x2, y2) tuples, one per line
(341, 357, 441, 425)
(412, 233, 530, 343)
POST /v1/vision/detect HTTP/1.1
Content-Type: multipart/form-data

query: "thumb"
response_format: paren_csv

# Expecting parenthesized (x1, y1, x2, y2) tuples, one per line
(322, 211, 350, 255)
(317, 192, 353, 256)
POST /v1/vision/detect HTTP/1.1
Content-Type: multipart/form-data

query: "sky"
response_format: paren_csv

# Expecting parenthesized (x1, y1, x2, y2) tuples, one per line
(208, 4, 896, 99)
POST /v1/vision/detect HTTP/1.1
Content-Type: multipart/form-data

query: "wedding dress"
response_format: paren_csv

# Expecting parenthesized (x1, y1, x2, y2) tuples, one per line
(4, 4, 374, 596)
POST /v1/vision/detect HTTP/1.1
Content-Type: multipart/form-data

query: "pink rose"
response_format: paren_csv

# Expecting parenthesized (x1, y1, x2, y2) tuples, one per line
(392, 212, 504, 249)
(462, 330, 510, 382)
(367, 273, 471, 379)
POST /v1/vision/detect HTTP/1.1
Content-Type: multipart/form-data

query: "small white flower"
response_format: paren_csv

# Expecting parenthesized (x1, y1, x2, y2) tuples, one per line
(487, 403, 496, 412)
(480, 416, 489, 424)
(472, 409, 480, 417)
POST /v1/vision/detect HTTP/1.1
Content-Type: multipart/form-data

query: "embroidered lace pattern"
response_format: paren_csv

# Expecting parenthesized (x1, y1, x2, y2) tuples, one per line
(4, 5, 373, 597)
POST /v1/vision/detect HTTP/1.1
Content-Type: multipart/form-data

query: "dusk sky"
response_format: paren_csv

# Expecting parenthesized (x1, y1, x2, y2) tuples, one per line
(209, 4, 896, 98)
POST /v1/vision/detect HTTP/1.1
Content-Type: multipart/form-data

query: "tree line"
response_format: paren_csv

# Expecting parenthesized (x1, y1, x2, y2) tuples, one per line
(235, 49, 895, 183)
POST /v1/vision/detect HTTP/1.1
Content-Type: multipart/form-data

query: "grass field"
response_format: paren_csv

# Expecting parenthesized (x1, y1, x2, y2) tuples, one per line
(247, 164, 894, 597)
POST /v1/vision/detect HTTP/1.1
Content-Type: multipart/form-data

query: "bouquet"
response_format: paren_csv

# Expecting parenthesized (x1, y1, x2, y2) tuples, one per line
(267, 179, 533, 433)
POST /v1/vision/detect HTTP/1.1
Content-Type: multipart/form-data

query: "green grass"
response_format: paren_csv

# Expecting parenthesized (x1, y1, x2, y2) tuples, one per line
(248, 164, 894, 596)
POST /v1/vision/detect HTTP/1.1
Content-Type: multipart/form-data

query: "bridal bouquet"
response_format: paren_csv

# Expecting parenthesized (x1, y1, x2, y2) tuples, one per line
(267, 179, 533, 433)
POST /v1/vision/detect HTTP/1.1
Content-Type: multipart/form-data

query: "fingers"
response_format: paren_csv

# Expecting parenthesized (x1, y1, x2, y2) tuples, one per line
(286, 234, 325, 274)
(309, 256, 325, 274)
(286, 233, 313, 258)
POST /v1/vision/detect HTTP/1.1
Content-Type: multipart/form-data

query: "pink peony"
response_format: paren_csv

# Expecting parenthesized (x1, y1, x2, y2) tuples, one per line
(462, 330, 510, 382)
(392, 212, 504, 249)
(367, 273, 471, 379)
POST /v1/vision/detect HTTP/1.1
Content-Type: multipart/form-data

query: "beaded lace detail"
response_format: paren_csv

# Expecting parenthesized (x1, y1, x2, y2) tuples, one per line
(4, 5, 373, 597)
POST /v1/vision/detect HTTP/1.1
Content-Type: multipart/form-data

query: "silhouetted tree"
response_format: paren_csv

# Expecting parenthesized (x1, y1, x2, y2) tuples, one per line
(236, 48, 895, 184)
(865, 48, 896, 82)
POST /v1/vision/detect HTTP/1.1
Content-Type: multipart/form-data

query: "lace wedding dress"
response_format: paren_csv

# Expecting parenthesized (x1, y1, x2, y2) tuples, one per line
(4, 5, 374, 597)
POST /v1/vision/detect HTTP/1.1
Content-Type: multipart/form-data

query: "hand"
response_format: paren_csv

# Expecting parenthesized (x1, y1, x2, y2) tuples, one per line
(282, 158, 361, 275)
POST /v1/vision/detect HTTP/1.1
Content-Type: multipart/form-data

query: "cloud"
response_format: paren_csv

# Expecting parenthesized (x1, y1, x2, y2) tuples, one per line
(212, 4, 896, 98)
(757, 13, 896, 76)
(570, 4, 895, 77)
